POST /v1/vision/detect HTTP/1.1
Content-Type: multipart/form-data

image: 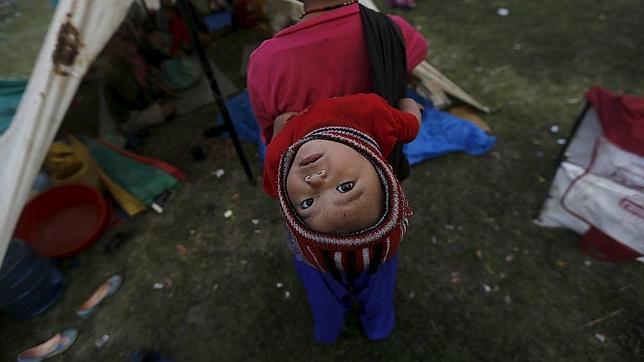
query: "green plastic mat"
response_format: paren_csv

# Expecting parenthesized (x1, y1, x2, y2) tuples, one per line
(0, 78, 28, 136)
(81, 136, 181, 205)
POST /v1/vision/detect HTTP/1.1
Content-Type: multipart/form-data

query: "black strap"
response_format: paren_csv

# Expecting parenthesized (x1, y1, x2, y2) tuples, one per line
(359, 4, 411, 181)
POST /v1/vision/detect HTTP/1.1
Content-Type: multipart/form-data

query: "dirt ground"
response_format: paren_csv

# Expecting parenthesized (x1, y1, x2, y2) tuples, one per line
(1, 0, 643, 361)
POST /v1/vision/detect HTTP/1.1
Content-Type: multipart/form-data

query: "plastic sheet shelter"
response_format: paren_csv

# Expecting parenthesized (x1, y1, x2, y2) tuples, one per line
(0, 0, 134, 264)
(536, 87, 644, 260)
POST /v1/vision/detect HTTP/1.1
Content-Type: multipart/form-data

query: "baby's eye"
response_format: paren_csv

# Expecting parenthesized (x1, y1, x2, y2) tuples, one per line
(336, 182, 354, 193)
(301, 198, 314, 209)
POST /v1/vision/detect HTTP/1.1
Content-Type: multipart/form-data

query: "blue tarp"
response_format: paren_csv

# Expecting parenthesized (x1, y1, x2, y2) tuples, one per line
(215, 90, 266, 161)
(0, 79, 28, 136)
(204, 10, 233, 32)
(403, 89, 496, 165)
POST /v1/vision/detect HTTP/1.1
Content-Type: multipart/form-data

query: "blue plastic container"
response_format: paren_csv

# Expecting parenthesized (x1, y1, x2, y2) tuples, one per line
(0, 239, 65, 318)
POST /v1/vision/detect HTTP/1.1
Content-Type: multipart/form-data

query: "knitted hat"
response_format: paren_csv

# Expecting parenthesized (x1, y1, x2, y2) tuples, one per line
(278, 126, 413, 274)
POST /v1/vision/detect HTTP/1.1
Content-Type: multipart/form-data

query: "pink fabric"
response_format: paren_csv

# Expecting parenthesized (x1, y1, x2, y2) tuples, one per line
(580, 227, 641, 262)
(247, 3, 429, 143)
(585, 86, 644, 156)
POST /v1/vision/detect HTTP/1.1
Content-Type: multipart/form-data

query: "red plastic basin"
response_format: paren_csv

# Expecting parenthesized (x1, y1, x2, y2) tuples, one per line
(14, 184, 109, 258)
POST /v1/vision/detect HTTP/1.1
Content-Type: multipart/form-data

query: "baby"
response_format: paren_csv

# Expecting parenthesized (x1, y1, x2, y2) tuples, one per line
(263, 93, 421, 272)
(262, 93, 421, 342)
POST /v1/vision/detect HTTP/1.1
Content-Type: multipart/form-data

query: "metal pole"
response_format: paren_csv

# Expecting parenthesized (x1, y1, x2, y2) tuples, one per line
(176, 0, 256, 185)
(554, 102, 590, 166)
(139, 0, 150, 14)
(534, 102, 590, 219)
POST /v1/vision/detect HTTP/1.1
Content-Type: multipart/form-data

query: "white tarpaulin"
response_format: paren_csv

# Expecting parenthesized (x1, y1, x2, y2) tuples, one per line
(536, 88, 644, 258)
(561, 137, 644, 254)
(0, 0, 133, 264)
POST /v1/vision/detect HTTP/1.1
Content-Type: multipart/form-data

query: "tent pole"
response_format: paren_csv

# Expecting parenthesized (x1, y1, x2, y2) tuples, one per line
(534, 102, 590, 219)
(176, 0, 256, 185)
(139, 0, 150, 14)
(125, 18, 142, 43)
(554, 102, 590, 166)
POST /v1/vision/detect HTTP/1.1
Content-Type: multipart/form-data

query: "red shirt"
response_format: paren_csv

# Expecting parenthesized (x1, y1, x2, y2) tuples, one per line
(169, 13, 190, 54)
(247, 3, 429, 143)
(263, 94, 420, 197)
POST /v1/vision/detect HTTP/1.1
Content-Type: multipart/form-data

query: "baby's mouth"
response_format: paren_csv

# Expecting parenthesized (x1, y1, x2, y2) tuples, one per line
(299, 153, 323, 167)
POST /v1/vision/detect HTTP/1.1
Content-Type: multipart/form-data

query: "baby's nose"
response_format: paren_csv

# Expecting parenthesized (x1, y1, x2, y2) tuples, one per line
(305, 169, 327, 185)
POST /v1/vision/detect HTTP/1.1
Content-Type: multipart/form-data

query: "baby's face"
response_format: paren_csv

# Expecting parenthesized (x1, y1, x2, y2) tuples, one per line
(286, 140, 384, 234)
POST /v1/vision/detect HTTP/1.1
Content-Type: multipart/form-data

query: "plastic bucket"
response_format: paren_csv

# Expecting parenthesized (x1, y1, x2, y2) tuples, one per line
(14, 184, 109, 258)
(0, 239, 65, 318)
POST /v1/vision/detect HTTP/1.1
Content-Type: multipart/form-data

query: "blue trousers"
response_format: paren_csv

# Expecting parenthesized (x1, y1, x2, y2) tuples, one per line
(294, 255, 399, 343)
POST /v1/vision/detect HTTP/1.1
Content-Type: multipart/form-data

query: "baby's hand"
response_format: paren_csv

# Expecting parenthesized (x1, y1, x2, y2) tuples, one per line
(272, 112, 299, 139)
(398, 98, 422, 124)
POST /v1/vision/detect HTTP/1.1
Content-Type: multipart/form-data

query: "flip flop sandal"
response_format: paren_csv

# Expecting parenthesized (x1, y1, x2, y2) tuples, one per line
(76, 274, 123, 318)
(17, 328, 78, 362)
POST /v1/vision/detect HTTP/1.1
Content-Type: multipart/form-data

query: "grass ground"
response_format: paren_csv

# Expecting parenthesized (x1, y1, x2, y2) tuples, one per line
(0, 0, 51, 78)
(1, 0, 643, 361)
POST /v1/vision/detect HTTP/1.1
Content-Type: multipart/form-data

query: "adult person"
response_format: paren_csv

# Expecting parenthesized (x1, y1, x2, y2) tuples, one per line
(247, 0, 428, 144)
(246, 0, 428, 343)
(102, 33, 177, 141)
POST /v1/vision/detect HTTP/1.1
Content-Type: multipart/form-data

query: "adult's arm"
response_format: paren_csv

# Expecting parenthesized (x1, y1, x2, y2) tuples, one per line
(388, 15, 429, 71)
